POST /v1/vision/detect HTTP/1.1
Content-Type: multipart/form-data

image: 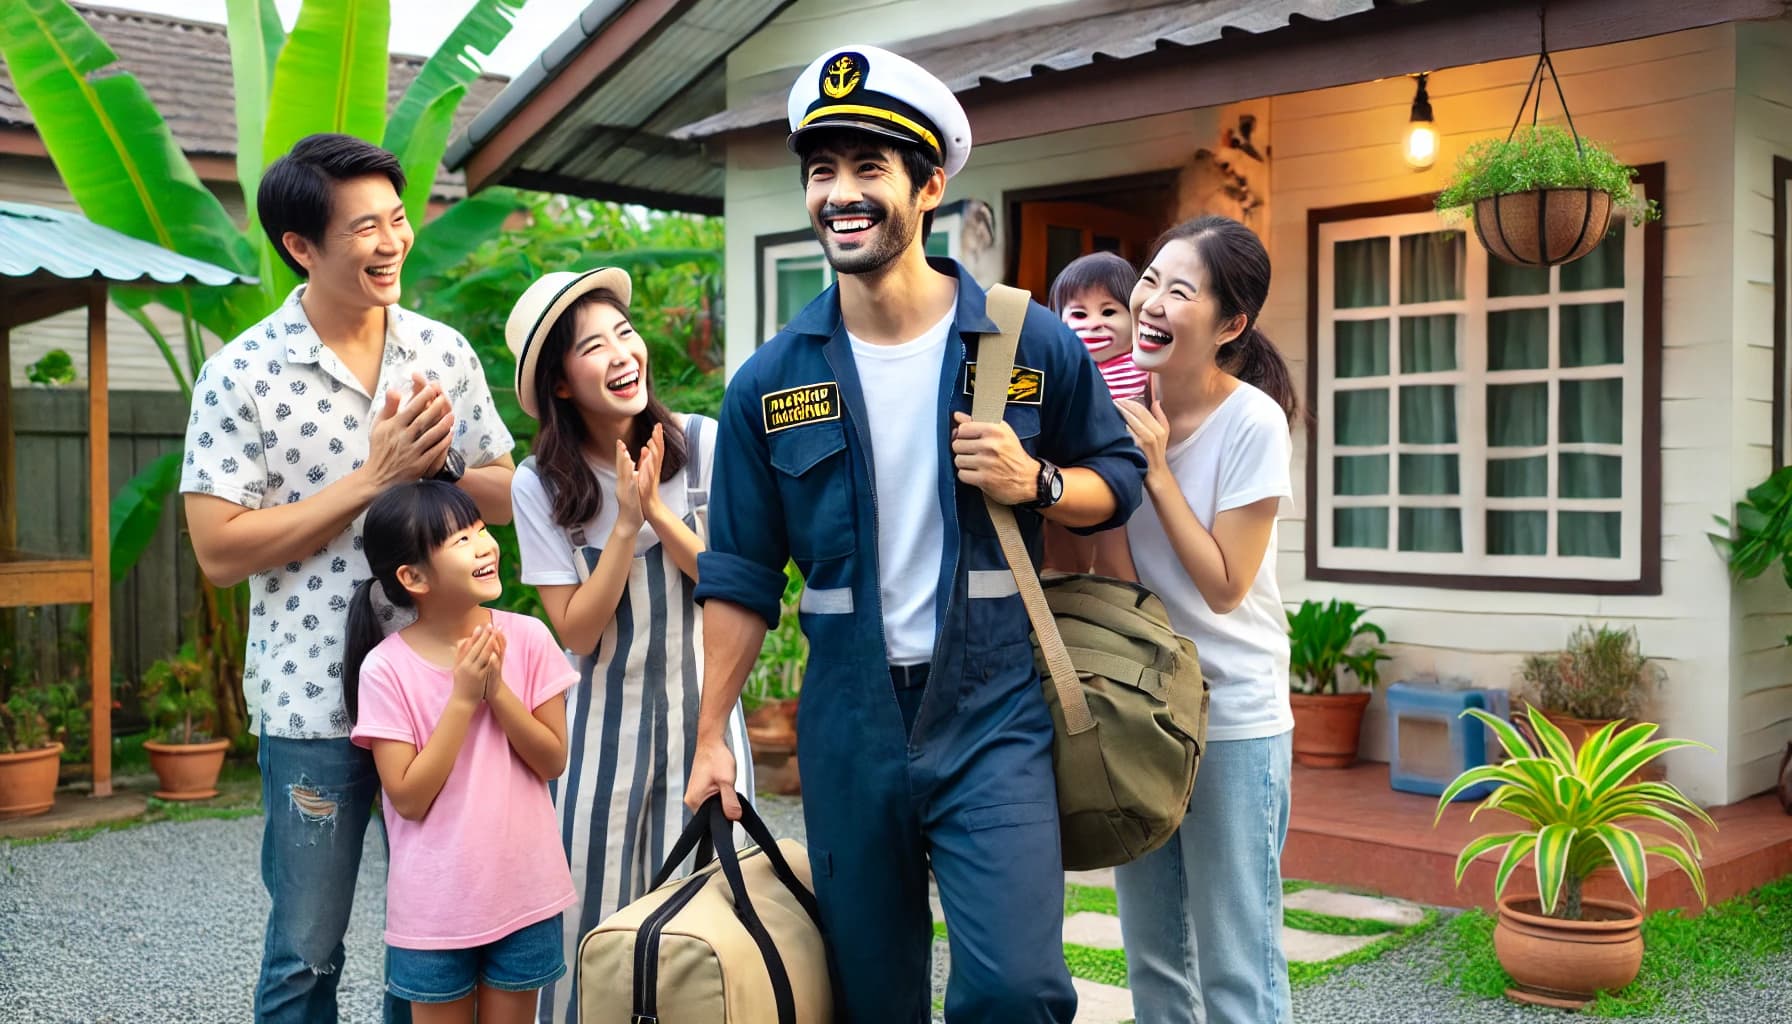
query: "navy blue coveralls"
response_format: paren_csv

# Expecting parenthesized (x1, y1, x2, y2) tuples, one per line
(694, 258, 1146, 1023)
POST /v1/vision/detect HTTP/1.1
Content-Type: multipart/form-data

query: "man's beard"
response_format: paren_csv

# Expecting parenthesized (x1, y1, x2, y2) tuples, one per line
(814, 199, 918, 276)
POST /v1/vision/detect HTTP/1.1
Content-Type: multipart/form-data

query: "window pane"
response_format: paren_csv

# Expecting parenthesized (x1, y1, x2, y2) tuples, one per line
(776, 261, 826, 328)
(1335, 238, 1390, 308)
(1046, 226, 1084, 292)
(1400, 315, 1458, 372)
(1487, 456, 1547, 497)
(1400, 385, 1457, 443)
(1560, 378, 1622, 443)
(1334, 389, 1389, 445)
(1335, 455, 1388, 495)
(1335, 320, 1389, 378)
(1560, 303, 1624, 367)
(1488, 383, 1547, 447)
(1488, 308, 1549, 370)
(1399, 507, 1463, 552)
(1335, 507, 1389, 549)
(1561, 223, 1625, 291)
(926, 231, 952, 257)
(1399, 453, 1459, 495)
(1559, 511, 1621, 558)
(1560, 453, 1622, 499)
(1488, 510, 1547, 555)
(1489, 259, 1550, 297)
(1399, 231, 1465, 302)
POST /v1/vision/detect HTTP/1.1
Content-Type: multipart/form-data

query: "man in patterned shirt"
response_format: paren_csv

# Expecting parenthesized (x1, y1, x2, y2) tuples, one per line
(180, 133, 515, 1023)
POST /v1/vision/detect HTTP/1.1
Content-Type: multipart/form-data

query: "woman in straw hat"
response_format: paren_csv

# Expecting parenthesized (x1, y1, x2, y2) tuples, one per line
(504, 268, 753, 1023)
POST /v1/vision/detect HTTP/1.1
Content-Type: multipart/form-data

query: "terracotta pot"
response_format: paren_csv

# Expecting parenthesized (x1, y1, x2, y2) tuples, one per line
(144, 738, 230, 801)
(0, 742, 63, 818)
(1290, 691, 1372, 769)
(1494, 894, 1644, 1009)
(1473, 188, 1614, 267)
(745, 698, 801, 796)
(1536, 710, 1662, 783)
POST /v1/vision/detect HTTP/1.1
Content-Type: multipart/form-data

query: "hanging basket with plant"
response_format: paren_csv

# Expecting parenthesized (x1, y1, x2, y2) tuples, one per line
(1435, 13, 1659, 267)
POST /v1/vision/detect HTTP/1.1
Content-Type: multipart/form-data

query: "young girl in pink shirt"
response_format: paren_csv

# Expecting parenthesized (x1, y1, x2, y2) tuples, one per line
(344, 481, 577, 1023)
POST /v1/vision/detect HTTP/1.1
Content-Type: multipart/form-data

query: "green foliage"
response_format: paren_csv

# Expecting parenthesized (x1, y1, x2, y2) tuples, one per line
(1436, 125, 1660, 226)
(0, 679, 86, 754)
(1519, 623, 1658, 721)
(1713, 464, 1792, 643)
(1286, 599, 1390, 695)
(1064, 883, 1118, 917)
(743, 564, 808, 709)
(24, 348, 76, 386)
(1286, 908, 1438, 989)
(139, 643, 218, 745)
(1436, 706, 1713, 920)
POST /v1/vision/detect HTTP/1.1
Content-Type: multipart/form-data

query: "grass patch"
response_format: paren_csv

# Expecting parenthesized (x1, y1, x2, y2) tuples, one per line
(1288, 908, 1439, 989)
(1284, 908, 1400, 937)
(1064, 943, 1129, 987)
(1066, 883, 1118, 917)
(1437, 876, 1792, 1018)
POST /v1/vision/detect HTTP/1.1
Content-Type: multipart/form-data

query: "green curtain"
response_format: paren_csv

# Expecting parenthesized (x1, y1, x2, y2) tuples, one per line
(1335, 455, 1388, 496)
(776, 259, 826, 329)
(1335, 507, 1388, 549)
(1401, 315, 1458, 372)
(1334, 389, 1389, 445)
(1488, 382, 1547, 447)
(1400, 453, 1459, 495)
(1335, 238, 1389, 307)
(1400, 385, 1457, 444)
(1561, 303, 1623, 366)
(1489, 308, 1548, 370)
(1561, 223, 1625, 291)
(1489, 509, 1547, 555)
(1490, 260, 1550, 298)
(1399, 231, 1464, 302)
(1399, 507, 1462, 552)
(1560, 452, 1621, 499)
(1560, 378, 1622, 443)
(1560, 511, 1621, 557)
(1488, 456, 1547, 497)
(1336, 319, 1389, 377)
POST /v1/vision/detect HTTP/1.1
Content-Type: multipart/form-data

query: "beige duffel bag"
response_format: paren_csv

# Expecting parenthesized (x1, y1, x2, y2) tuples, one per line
(577, 794, 832, 1024)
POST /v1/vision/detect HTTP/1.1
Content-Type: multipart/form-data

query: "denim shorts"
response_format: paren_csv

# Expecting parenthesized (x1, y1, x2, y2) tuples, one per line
(386, 913, 566, 1004)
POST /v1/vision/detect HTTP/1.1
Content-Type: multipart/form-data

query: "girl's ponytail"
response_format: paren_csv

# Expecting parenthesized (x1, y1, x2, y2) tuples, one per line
(1220, 325, 1299, 423)
(342, 577, 393, 722)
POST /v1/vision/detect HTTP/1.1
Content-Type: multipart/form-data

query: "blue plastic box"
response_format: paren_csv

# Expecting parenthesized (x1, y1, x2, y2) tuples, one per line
(1386, 681, 1507, 801)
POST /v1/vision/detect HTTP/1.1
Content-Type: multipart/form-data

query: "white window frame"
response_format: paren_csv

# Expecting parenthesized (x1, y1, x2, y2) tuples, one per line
(1314, 204, 1646, 583)
(755, 201, 971, 341)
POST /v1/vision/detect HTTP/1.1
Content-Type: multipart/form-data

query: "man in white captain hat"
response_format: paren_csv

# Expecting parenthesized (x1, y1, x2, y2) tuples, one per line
(684, 44, 1145, 1022)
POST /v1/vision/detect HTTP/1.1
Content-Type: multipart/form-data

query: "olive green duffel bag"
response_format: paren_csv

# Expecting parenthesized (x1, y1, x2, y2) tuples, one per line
(975, 285, 1211, 872)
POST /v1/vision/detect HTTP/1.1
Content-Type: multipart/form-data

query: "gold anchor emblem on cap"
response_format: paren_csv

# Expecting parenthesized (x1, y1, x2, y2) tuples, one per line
(822, 55, 861, 99)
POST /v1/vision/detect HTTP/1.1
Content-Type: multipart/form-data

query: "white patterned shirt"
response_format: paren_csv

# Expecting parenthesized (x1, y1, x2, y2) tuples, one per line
(179, 286, 514, 739)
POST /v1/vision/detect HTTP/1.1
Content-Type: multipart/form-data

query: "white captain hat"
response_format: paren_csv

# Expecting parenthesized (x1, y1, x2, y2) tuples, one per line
(785, 44, 972, 179)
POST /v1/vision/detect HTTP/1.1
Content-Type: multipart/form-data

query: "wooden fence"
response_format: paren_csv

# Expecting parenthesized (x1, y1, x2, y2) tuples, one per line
(4, 388, 200, 710)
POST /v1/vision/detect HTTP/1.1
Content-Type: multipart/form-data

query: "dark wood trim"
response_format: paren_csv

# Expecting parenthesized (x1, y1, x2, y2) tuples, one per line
(1773, 156, 1791, 468)
(1001, 170, 1180, 286)
(1302, 164, 1666, 596)
(498, 169, 723, 216)
(753, 227, 821, 347)
(960, 0, 1782, 147)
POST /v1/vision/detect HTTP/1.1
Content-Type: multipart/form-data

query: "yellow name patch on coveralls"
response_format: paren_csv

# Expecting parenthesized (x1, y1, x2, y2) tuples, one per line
(762, 382, 842, 433)
(963, 363, 1044, 405)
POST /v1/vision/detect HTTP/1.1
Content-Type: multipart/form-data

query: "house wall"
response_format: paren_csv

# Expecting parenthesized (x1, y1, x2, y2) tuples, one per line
(1728, 16, 1792, 801)
(3, 155, 240, 391)
(715, 19, 1756, 802)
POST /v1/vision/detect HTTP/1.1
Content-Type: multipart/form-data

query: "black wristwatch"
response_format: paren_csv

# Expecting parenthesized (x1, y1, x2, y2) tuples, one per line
(1025, 458, 1064, 510)
(433, 448, 466, 483)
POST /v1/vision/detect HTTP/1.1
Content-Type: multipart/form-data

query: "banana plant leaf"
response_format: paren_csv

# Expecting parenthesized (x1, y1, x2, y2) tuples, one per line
(0, 0, 255, 279)
(384, 0, 522, 176)
(108, 451, 183, 584)
(401, 187, 523, 293)
(225, 0, 286, 230)
(395, 86, 467, 228)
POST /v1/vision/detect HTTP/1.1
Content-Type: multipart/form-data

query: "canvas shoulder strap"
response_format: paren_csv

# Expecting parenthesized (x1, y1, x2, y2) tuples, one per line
(974, 285, 1095, 736)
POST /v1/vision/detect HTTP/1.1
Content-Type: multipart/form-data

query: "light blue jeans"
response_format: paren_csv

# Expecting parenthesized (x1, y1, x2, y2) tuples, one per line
(1114, 730, 1293, 1024)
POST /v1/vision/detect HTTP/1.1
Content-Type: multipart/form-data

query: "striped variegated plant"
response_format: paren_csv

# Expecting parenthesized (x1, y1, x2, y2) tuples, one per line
(1436, 705, 1715, 920)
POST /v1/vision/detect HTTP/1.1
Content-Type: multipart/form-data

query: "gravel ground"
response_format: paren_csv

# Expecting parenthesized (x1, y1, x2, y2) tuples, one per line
(3, 800, 1784, 1023)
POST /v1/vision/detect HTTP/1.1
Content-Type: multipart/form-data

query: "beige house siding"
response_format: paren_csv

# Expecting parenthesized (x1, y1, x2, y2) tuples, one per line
(3, 155, 242, 391)
(1729, 16, 1792, 801)
(714, 14, 1784, 803)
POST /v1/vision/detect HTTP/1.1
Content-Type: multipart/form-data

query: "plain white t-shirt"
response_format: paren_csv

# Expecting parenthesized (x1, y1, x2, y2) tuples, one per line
(1127, 382, 1295, 741)
(511, 415, 704, 584)
(848, 301, 956, 664)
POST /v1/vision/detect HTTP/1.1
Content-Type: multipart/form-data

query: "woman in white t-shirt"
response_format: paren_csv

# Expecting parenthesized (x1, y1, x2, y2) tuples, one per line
(503, 268, 752, 1023)
(1111, 216, 1299, 1024)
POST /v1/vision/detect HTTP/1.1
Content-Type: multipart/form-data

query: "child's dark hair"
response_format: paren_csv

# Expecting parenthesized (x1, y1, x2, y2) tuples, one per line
(342, 481, 482, 720)
(1150, 215, 1299, 423)
(259, 133, 406, 278)
(1048, 251, 1137, 316)
(530, 290, 689, 530)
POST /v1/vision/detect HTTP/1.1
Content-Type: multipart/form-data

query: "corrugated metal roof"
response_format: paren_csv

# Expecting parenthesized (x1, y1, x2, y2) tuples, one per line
(0, 4, 510, 201)
(675, 0, 1383, 140)
(444, 0, 794, 214)
(0, 201, 254, 286)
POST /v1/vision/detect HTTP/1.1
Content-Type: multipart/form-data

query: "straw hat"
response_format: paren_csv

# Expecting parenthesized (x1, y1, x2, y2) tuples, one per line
(505, 266, 633, 420)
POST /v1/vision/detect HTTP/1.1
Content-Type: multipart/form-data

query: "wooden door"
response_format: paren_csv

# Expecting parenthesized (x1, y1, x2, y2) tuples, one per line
(1017, 201, 1160, 301)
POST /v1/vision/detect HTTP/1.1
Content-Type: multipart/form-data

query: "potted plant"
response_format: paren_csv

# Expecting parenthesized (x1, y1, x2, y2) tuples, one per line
(1517, 624, 1659, 752)
(1436, 706, 1713, 1009)
(140, 643, 228, 800)
(0, 684, 66, 818)
(743, 564, 807, 795)
(1287, 599, 1391, 768)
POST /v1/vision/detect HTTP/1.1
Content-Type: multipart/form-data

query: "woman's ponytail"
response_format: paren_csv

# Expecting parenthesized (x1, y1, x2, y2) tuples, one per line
(1220, 326, 1299, 423)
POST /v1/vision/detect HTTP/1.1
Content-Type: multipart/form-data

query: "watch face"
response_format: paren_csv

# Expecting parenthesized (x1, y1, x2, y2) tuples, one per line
(1049, 470, 1065, 502)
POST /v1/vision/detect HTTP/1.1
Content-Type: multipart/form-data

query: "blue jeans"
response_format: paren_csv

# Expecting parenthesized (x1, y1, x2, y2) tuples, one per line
(256, 730, 411, 1024)
(1114, 731, 1293, 1024)
(386, 913, 566, 1003)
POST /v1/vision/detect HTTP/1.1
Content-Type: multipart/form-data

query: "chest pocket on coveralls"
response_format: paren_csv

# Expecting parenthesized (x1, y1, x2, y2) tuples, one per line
(768, 420, 854, 561)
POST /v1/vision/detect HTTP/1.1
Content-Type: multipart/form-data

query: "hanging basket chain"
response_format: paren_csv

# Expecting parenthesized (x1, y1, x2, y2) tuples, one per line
(1504, 3, 1586, 159)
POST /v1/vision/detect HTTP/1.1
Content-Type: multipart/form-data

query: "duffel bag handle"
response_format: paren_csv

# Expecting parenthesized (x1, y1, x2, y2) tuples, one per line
(703, 794, 823, 1024)
(973, 284, 1095, 736)
(647, 805, 717, 892)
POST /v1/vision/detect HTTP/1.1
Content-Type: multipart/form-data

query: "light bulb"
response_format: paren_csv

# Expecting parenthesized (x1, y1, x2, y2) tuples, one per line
(1405, 123, 1438, 169)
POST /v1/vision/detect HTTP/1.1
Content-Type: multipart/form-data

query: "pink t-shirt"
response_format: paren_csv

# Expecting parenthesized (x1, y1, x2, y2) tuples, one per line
(351, 610, 577, 949)
(1094, 350, 1149, 402)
